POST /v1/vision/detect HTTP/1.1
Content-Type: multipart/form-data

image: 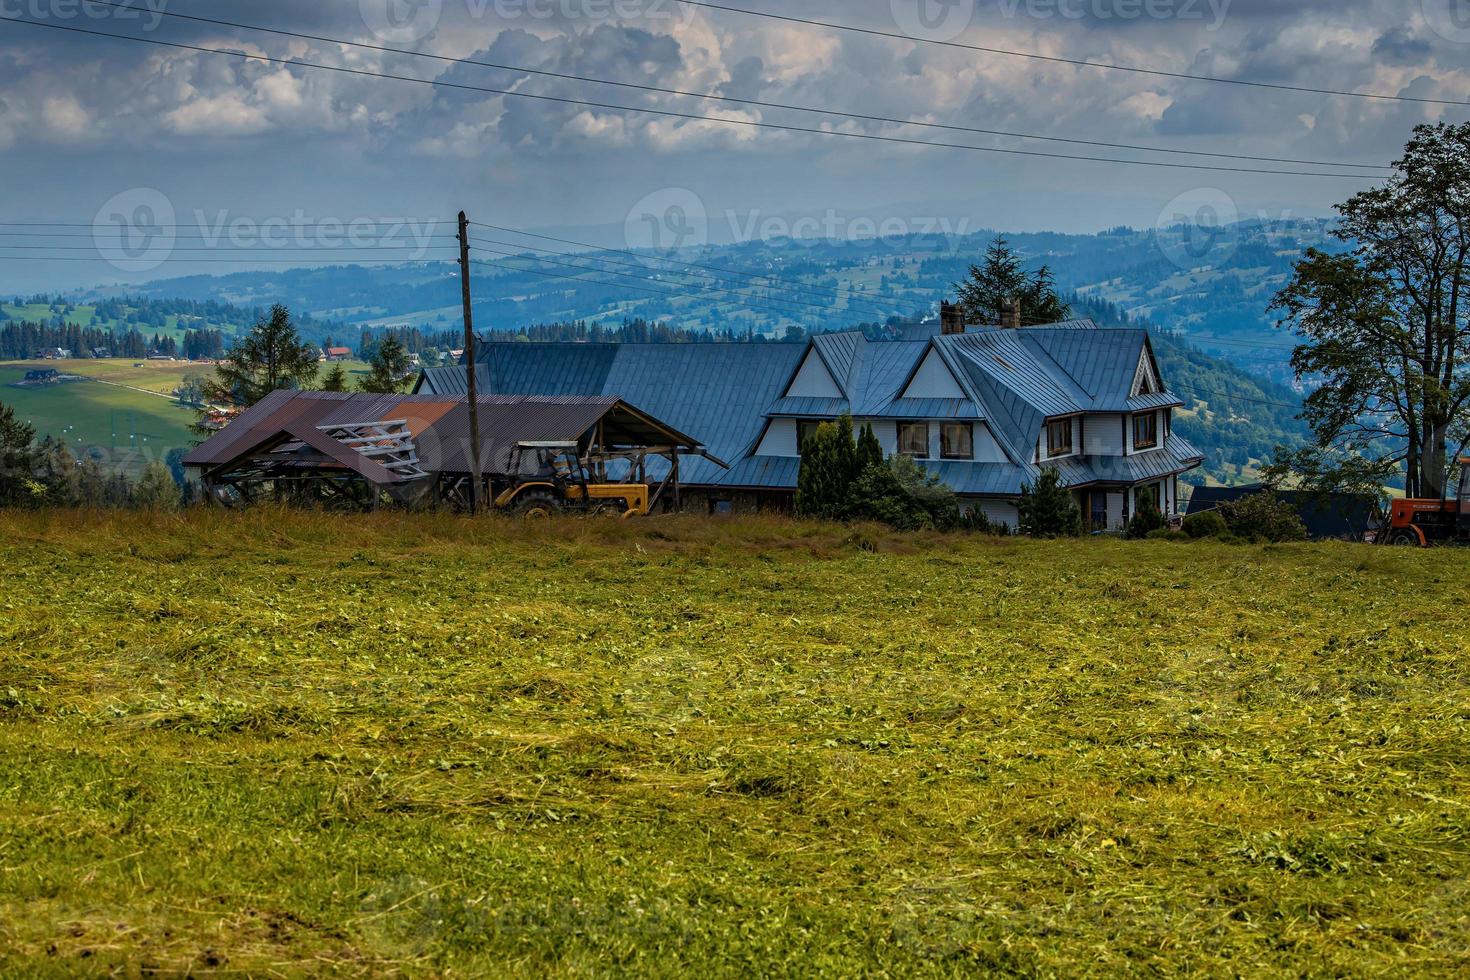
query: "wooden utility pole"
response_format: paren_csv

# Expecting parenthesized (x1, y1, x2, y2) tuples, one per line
(458, 210, 483, 514)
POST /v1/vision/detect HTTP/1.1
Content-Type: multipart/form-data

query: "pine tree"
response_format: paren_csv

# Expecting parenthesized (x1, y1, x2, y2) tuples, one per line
(0, 400, 42, 506)
(856, 422, 883, 474)
(132, 460, 180, 511)
(358, 334, 412, 394)
(1017, 467, 1082, 537)
(954, 237, 1072, 326)
(202, 304, 319, 408)
(321, 363, 349, 392)
(795, 414, 861, 520)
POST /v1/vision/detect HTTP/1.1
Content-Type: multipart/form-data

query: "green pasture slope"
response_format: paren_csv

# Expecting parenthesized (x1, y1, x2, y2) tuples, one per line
(0, 366, 196, 474)
(1, 510, 1467, 975)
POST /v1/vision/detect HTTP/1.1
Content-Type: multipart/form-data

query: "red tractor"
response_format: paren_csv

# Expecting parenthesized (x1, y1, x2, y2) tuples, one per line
(1380, 457, 1470, 546)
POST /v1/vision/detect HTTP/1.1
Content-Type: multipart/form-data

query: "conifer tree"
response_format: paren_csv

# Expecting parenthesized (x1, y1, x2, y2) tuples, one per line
(1017, 467, 1082, 537)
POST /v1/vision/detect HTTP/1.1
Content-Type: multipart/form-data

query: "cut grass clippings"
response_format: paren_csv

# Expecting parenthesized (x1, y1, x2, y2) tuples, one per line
(1, 508, 1468, 976)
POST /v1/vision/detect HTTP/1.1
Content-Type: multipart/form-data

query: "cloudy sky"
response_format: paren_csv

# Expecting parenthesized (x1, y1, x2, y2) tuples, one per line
(0, 0, 1466, 290)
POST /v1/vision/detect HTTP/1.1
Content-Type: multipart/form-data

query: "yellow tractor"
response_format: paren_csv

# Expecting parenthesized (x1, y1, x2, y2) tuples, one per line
(494, 441, 652, 518)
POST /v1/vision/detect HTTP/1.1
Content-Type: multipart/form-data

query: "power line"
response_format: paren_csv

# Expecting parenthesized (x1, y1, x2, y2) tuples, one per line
(471, 221, 906, 311)
(0, 16, 1381, 179)
(1173, 382, 1302, 410)
(88, 0, 1389, 172)
(468, 233, 904, 320)
(470, 243, 869, 321)
(674, 0, 1470, 108)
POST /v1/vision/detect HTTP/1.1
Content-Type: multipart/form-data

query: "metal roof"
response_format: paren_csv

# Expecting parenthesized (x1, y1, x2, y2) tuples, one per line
(184, 390, 706, 482)
(412, 323, 1201, 496)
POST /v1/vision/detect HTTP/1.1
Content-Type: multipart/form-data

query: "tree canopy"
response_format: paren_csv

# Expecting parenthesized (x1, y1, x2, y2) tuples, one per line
(1271, 122, 1470, 498)
(202, 305, 319, 409)
(358, 334, 413, 395)
(954, 237, 1071, 327)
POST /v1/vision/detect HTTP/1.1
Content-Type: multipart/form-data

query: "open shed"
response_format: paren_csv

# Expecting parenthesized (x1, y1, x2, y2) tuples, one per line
(182, 390, 714, 511)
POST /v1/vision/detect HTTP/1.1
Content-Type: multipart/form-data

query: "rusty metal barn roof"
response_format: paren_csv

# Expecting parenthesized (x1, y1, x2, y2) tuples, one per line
(183, 390, 705, 482)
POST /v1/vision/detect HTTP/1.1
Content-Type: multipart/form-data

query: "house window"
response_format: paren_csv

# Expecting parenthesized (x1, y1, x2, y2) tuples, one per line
(1132, 412, 1158, 450)
(1046, 419, 1074, 457)
(1088, 491, 1108, 531)
(898, 422, 929, 458)
(796, 420, 824, 453)
(941, 422, 973, 460)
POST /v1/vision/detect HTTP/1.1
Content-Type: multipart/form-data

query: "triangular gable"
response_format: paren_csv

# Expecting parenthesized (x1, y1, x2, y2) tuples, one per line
(1131, 342, 1162, 397)
(902, 347, 968, 399)
(785, 347, 843, 398)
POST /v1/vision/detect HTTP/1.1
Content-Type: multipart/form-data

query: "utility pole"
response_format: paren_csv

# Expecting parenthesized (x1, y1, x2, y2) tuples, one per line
(458, 210, 483, 514)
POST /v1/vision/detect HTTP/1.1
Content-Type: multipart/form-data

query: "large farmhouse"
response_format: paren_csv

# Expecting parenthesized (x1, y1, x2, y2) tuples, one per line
(418, 312, 1203, 528)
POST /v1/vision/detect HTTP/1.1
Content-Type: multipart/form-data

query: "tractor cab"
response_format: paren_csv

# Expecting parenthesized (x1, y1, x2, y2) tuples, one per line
(1383, 456, 1470, 546)
(494, 441, 651, 518)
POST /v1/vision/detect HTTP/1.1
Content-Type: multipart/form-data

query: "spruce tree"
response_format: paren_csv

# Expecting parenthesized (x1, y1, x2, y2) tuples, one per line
(1017, 467, 1082, 537)
(954, 237, 1072, 326)
(202, 304, 318, 408)
(359, 335, 412, 394)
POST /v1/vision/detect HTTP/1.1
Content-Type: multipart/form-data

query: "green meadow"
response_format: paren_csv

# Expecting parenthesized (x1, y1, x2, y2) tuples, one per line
(0, 366, 196, 475)
(1, 510, 1467, 976)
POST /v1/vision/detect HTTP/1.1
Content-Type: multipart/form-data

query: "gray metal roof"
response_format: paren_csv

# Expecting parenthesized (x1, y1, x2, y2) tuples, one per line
(414, 322, 1201, 495)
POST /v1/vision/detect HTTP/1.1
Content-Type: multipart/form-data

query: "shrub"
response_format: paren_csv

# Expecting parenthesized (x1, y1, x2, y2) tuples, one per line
(795, 415, 860, 521)
(846, 454, 957, 531)
(1218, 491, 1308, 542)
(957, 505, 1011, 535)
(1146, 529, 1190, 542)
(1017, 468, 1081, 538)
(1126, 490, 1165, 539)
(1183, 510, 1228, 539)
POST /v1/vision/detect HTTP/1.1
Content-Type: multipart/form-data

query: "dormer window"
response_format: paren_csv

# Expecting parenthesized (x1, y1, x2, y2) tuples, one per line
(1133, 412, 1158, 450)
(1046, 419, 1074, 457)
(898, 422, 929, 458)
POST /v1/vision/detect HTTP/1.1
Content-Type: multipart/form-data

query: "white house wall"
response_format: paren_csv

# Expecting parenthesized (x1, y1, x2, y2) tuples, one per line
(903, 349, 967, 399)
(1083, 414, 1123, 455)
(755, 419, 799, 456)
(787, 351, 843, 397)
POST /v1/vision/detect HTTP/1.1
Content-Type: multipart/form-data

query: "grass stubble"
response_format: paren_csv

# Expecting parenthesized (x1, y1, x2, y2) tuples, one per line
(0, 508, 1467, 976)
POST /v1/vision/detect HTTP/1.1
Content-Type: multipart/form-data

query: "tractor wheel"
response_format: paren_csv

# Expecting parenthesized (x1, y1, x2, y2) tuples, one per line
(514, 491, 562, 520)
(1386, 528, 1421, 547)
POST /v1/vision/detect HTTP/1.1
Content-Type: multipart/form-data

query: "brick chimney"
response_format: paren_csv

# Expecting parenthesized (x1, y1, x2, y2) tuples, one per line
(999, 296, 1022, 329)
(940, 300, 964, 335)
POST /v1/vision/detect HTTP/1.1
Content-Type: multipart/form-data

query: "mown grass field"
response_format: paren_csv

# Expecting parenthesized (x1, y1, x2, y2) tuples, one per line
(0, 366, 197, 476)
(1, 510, 1467, 976)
